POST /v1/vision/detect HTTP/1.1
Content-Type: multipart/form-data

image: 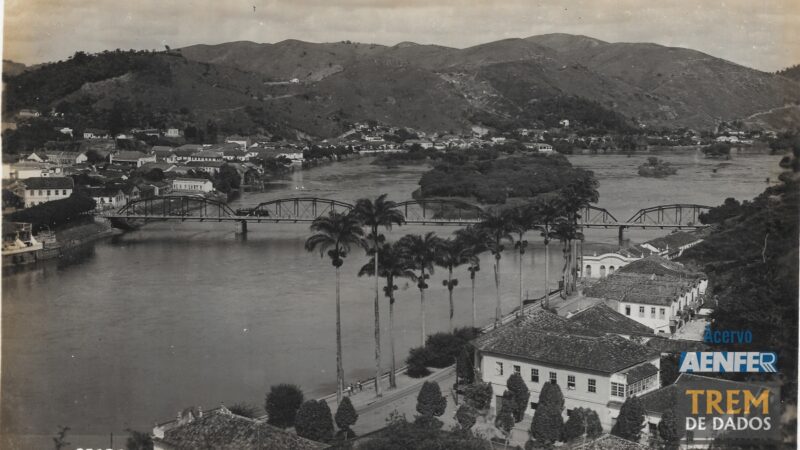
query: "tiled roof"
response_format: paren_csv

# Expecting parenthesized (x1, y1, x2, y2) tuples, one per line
(623, 362, 659, 384)
(22, 177, 74, 189)
(639, 384, 678, 415)
(114, 151, 150, 161)
(644, 231, 702, 252)
(583, 272, 696, 306)
(156, 407, 328, 450)
(568, 303, 654, 336)
(645, 337, 709, 353)
(187, 161, 226, 168)
(569, 434, 649, 449)
(473, 312, 658, 373)
(617, 256, 705, 279)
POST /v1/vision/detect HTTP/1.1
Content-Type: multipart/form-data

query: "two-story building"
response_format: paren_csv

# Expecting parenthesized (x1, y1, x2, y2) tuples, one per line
(172, 178, 214, 193)
(20, 177, 74, 207)
(85, 186, 127, 210)
(110, 151, 157, 168)
(473, 310, 661, 431)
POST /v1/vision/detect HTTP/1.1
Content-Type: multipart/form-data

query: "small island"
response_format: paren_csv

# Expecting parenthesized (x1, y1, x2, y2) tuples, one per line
(637, 157, 678, 178)
(702, 142, 732, 159)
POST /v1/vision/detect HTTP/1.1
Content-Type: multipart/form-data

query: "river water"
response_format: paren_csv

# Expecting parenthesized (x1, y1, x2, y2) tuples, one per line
(0, 148, 783, 448)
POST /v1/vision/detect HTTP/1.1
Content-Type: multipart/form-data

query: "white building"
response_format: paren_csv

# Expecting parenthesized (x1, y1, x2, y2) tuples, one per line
(4, 162, 62, 180)
(172, 178, 213, 193)
(20, 177, 74, 207)
(165, 128, 182, 138)
(581, 251, 641, 279)
(110, 151, 157, 168)
(473, 310, 661, 431)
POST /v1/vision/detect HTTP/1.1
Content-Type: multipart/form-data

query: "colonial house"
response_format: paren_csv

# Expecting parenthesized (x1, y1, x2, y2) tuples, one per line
(152, 146, 179, 163)
(152, 406, 327, 450)
(638, 231, 704, 260)
(172, 178, 214, 193)
(20, 177, 74, 207)
(110, 151, 157, 168)
(186, 161, 226, 175)
(473, 310, 661, 431)
(225, 135, 250, 150)
(189, 149, 225, 162)
(83, 128, 110, 139)
(580, 232, 704, 279)
(5, 162, 62, 180)
(581, 248, 642, 279)
(222, 149, 249, 162)
(44, 151, 88, 166)
(165, 128, 183, 138)
(85, 186, 126, 210)
(582, 257, 708, 334)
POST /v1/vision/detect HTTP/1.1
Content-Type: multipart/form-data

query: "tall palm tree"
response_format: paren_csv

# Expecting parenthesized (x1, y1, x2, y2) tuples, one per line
(454, 225, 489, 327)
(305, 211, 365, 404)
(533, 195, 565, 309)
(559, 174, 599, 292)
(505, 204, 540, 316)
(358, 241, 414, 389)
(433, 238, 469, 331)
(553, 218, 583, 298)
(352, 194, 404, 398)
(398, 232, 442, 346)
(477, 209, 514, 327)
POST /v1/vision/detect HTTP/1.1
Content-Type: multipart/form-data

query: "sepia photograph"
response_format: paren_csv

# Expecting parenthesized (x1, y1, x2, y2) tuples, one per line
(1, 1, 798, 449)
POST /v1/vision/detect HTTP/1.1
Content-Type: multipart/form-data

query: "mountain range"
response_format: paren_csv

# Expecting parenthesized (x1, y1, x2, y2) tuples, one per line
(4, 34, 800, 138)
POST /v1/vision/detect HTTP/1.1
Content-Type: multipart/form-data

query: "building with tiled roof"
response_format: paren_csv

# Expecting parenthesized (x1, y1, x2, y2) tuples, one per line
(644, 336, 709, 354)
(567, 303, 654, 337)
(569, 434, 649, 449)
(473, 310, 661, 430)
(20, 177, 74, 207)
(152, 406, 328, 450)
(110, 151, 157, 168)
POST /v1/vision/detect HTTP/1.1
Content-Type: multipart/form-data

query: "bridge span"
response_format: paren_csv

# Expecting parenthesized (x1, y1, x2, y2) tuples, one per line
(101, 196, 711, 237)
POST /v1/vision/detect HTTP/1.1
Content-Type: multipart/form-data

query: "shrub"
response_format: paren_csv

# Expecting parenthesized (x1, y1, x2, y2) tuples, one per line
(455, 404, 478, 430)
(586, 409, 603, 438)
(658, 409, 680, 450)
(265, 384, 304, 428)
(494, 395, 515, 436)
(530, 382, 564, 444)
(334, 397, 358, 436)
(561, 407, 587, 442)
(463, 382, 493, 411)
(424, 332, 464, 367)
(456, 347, 475, 385)
(406, 346, 432, 378)
(507, 372, 530, 423)
(228, 402, 259, 418)
(611, 396, 646, 442)
(295, 400, 334, 443)
(416, 381, 447, 418)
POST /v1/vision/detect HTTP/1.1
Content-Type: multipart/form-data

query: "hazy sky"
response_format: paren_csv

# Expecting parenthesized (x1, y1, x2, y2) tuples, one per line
(3, 0, 799, 71)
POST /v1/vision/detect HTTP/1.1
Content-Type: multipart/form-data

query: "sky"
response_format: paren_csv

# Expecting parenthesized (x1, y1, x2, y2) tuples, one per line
(2, 0, 799, 72)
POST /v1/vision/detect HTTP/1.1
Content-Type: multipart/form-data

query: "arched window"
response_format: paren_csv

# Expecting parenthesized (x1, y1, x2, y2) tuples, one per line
(600, 265, 607, 278)
(585, 265, 592, 278)
(609, 266, 615, 275)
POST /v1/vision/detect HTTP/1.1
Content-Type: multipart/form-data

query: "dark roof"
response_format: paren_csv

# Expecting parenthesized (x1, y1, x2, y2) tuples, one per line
(583, 273, 696, 306)
(569, 434, 649, 449)
(623, 362, 659, 384)
(617, 256, 705, 279)
(639, 384, 678, 415)
(645, 336, 709, 353)
(114, 151, 150, 161)
(568, 303, 654, 336)
(156, 407, 327, 450)
(473, 311, 658, 374)
(187, 161, 226, 168)
(22, 177, 74, 189)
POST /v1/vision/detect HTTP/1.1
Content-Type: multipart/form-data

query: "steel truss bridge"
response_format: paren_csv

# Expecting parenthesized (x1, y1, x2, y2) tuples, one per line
(101, 196, 710, 235)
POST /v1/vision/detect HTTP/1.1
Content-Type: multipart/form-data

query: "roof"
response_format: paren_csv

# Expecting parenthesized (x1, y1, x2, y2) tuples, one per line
(84, 186, 124, 197)
(187, 161, 226, 168)
(192, 150, 224, 158)
(152, 146, 177, 154)
(639, 384, 678, 415)
(645, 336, 709, 353)
(617, 256, 705, 279)
(644, 231, 703, 251)
(568, 303, 654, 336)
(623, 362, 659, 384)
(114, 151, 151, 161)
(583, 272, 697, 306)
(21, 177, 74, 190)
(173, 178, 212, 183)
(473, 311, 658, 374)
(155, 407, 327, 450)
(569, 434, 649, 449)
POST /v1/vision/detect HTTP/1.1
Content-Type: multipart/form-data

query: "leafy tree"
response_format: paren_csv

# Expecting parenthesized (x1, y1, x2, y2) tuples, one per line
(698, 197, 742, 225)
(359, 241, 414, 388)
(53, 426, 70, 450)
(454, 225, 488, 327)
(295, 400, 334, 443)
(530, 382, 564, 444)
(334, 396, 358, 439)
(358, 414, 490, 450)
(143, 168, 165, 182)
(352, 194, 404, 396)
(506, 372, 531, 422)
(228, 402, 259, 418)
(85, 149, 106, 164)
(214, 164, 241, 193)
(464, 382, 493, 410)
(611, 396, 646, 442)
(305, 212, 365, 402)
(125, 429, 153, 450)
(416, 381, 447, 419)
(265, 383, 304, 428)
(477, 208, 513, 325)
(658, 409, 680, 450)
(456, 346, 475, 385)
(455, 404, 478, 430)
(495, 394, 516, 445)
(398, 232, 442, 346)
(9, 194, 97, 232)
(406, 346, 432, 378)
(585, 409, 603, 438)
(660, 354, 680, 387)
(562, 407, 589, 442)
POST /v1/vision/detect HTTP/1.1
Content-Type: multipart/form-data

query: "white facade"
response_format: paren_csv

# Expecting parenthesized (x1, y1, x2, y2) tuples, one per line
(581, 252, 641, 279)
(172, 178, 213, 193)
(615, 279, 708, 333)
(23, 185, 73, 207)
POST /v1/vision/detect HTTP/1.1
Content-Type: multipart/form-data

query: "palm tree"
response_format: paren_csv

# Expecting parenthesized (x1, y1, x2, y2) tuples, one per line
(305, 211, 365, 403)
(477, 208, 514, 327)
(553, 218, 583, 298)
(434, 238, 469, 331)
(559, 174, 599, 292)
(398, 232, 442, 346)
(454, 225, 489, 327)
(505, 204, 540, 316)
(358, 241, 414, 389)
(352, 194, 404, 397)
(533, 195, 565, 309)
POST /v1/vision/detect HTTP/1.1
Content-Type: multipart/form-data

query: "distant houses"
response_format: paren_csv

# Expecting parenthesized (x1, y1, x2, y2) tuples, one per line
(172, 178, 214, 193)
(19, 177, 74, 207)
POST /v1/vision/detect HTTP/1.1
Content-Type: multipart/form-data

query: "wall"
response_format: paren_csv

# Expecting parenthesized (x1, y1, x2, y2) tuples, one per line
(580, 253, 639, 279)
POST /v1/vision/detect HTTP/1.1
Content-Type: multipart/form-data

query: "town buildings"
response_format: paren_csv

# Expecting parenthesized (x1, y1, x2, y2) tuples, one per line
(20, 177, 74, 207)
(172, 178, 214, 193)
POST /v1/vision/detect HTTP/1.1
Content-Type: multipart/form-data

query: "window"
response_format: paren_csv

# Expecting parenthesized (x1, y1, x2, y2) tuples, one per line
(585, 265, 591, 277)
(38, 190, 43, 196)
(513, 365, 521, 375)
(611, 382, 626, 398)
(567, 375, 576, 390)
(531, 368, 539, 383)
(496, 362, 503, 376)
(588, 378, 596, 393)
(47, 190, 51, 196)
(627, 374, 658, 397)
(549, 372, 557, 384)
(650, 307, 656, 319)
(62, 190, 67, 195)
(659, 308, 666, 319)
(625, 305, 631, 316)
(639, 306, 645, 317)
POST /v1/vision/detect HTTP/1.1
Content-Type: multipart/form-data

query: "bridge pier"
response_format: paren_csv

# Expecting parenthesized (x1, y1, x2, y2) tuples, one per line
(618, 226, 626, 247)
(236, 220, 248, 236)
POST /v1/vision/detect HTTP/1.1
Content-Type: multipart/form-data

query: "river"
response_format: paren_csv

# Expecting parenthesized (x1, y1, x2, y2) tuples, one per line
(0, 148, 783, 448)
